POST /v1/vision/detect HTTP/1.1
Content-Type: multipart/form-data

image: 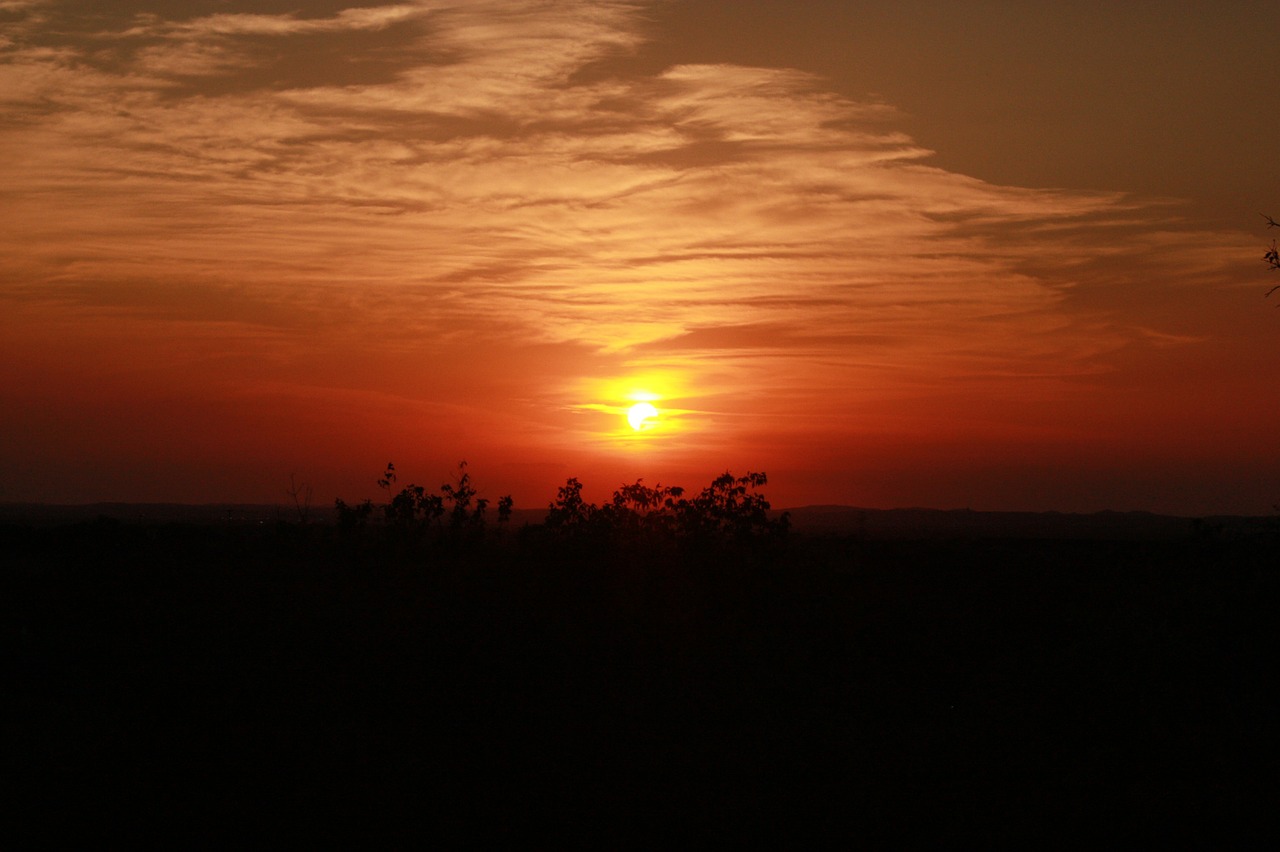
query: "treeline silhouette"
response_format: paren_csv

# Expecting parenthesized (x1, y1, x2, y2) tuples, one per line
(333, 462, 789, 558)
(5, 464, 1275, 845)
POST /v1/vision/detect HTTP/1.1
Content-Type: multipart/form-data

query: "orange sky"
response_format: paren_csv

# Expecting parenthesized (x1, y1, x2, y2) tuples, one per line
(2, 0, 1277, 514)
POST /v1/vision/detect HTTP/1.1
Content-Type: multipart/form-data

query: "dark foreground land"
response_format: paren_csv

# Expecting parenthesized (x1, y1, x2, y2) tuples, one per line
(4, 515, 1276, 844)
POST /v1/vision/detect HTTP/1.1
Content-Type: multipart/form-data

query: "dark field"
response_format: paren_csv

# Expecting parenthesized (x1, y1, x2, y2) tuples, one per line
(4, 515, 1276, 844)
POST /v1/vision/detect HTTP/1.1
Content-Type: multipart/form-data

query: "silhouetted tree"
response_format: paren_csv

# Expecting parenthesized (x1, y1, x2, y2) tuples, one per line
(441, 461, 489, 534)
(1264, 214, 1279, 299)
(608, 479, 685, 517)
(544, 477, 598, 534)
(334, 497, 374, 530)
(540, 471, 787, 553)
(286, 473, 313, 524)
(677, 471, 789, 544)
(598, 479, 685, 541)
(338, 463, 787, 557)
(377, 462, 444, 532)
(337, 460, 510, 543)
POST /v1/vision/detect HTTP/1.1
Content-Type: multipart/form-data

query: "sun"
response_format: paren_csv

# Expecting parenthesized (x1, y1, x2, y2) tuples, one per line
(626, 401, 659, 431)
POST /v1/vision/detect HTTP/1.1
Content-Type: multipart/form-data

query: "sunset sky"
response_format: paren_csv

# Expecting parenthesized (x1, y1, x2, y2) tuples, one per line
(2, 0, 1277, 514)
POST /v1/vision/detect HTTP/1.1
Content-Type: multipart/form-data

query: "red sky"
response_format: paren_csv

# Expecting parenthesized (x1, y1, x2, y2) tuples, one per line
(2, 0, 1277, 514)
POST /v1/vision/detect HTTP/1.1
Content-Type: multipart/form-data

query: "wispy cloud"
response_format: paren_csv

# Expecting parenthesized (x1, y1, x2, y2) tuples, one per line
(1, 1, 1260, 504)
(125, 4, 427, 39)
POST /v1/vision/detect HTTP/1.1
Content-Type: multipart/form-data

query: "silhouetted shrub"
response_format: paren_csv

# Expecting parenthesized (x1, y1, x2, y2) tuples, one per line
(543, 477, 595, 530)
(336, 462, 789, 565)
(534, 470, 788, 563)
(678, 471, 790, 545)
(333, 497, 374, 531)
(1264, 213, 1279, 299)
(336, 461, 511, 549)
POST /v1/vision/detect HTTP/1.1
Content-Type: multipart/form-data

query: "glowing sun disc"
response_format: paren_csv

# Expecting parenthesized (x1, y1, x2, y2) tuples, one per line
(626, 401, 659, 431)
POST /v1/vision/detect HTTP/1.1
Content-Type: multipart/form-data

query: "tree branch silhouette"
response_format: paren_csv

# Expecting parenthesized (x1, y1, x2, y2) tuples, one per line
(1262, 214, 1279, 300)
(286, 473, 312, 524)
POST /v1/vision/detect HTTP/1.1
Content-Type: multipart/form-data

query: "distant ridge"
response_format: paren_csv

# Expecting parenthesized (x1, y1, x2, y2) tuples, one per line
(783, 505, 1275, 541)
(0, 502, 553, 528)
(0, 502, 289, 526)
(2, 501, 1274, 541)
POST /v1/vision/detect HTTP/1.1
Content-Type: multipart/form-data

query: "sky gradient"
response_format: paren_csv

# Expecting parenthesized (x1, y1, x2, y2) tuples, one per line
(2, 0, 1277, 514)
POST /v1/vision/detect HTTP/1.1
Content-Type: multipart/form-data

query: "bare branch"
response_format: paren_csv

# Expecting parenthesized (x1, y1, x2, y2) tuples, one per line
(287, 473, 313, 524)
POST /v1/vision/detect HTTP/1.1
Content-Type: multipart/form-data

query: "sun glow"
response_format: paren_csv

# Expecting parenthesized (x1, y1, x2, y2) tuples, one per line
(568, 372, 696, 446)
(627, 401, 659, 431)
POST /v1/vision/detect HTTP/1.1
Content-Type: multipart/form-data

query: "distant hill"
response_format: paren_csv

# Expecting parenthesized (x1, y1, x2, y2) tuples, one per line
(2, 501, 1274, 541)
(0, 502, 289, 526)
(783, 505, 1275, 541)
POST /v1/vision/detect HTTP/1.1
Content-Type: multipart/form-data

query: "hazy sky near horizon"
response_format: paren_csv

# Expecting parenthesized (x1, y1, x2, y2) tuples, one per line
(2, 0, 1277, 514)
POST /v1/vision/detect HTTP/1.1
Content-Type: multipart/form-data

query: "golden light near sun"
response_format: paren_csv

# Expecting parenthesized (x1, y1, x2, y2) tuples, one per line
(627, 401, 659, 431)
(570, 375, 688, 445)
